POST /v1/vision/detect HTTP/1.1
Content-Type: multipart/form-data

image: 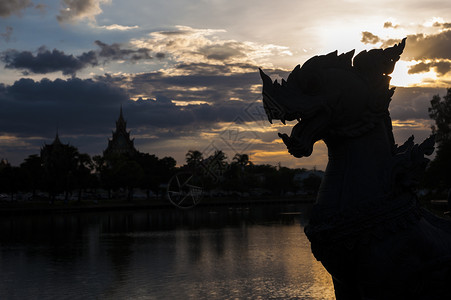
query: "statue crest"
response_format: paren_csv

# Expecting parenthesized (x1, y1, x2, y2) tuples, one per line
(260, 38, 406, 157)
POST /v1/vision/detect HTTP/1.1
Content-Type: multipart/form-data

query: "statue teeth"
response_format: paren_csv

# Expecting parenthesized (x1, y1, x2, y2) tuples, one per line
(297, 118, 301, 122)
(281, 118, 286, 125)
(268, 116, 273, 124)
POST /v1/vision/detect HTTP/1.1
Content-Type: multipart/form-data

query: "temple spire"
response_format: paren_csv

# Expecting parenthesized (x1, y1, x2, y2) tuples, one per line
(116, 105, 127, 132)
(104, 106, 138, 156)
(53, 128, 62, 146)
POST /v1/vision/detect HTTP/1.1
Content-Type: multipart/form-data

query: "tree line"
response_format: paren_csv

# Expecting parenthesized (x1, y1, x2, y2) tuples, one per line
(423, 88, 451, 195)
(0, 146, 322, 203)
(0, 147, 179, 203)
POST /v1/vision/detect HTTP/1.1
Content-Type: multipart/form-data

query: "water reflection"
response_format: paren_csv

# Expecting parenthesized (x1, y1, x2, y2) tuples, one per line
(0, 204, 334, 299)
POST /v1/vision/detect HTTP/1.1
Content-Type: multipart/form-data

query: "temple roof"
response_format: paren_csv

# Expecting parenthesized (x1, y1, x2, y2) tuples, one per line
(104, 107, 138, 156)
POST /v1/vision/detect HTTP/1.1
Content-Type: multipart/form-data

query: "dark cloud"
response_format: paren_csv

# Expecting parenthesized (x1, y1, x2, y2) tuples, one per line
(0, 70, 260, 160)
(98, 63, 266, 109)
(368, 30, 451, 61)
(433, 61, 451, 75)
(408, 62, 432, 74)
(199, 42, 245, 61)
(0, 77, 128, 164)
(158, 30, 191, 36)
(1, 47, 98, 75)
(174, 62, 257, 76)
(0, 0, 32, 18)
(390, 86, 444, 121)
(94, 40, 152, 61)
(408, 61, 451, 76)
(1, 41, 156, 75)
(0, 26, 13, 42)
(361, 31, 381, 44)
(0, 77, 128, 139)
(400, 30, 451, 60)
(361, 29, 451, 75)
(0, 78, 202, 163)
(127, 96, 247, 129)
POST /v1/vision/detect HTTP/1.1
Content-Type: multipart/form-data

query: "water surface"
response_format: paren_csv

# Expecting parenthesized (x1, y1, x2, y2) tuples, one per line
(0, 203, 334, 299)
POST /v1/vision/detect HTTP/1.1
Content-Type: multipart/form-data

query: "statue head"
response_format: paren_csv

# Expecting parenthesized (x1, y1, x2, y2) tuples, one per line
(260, 38, 406, 158)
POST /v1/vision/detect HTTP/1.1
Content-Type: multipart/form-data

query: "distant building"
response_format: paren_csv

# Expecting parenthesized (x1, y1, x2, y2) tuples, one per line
(103, 107, 138, 157)
(40, 132, 80, 169)
(40, 132, 67, 162)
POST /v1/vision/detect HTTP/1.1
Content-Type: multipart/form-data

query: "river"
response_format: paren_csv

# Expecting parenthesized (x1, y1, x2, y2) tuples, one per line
(0, 203, 334, 299)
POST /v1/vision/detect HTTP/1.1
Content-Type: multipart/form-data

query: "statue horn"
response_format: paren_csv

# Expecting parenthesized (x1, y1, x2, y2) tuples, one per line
(259, 68, 273, 87)
(384, 37, 406, 61)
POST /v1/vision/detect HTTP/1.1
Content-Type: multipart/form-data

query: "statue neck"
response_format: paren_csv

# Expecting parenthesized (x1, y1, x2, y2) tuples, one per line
(317, 120, 393, 213)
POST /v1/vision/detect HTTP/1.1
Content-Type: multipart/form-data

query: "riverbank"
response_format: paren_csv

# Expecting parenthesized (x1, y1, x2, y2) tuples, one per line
(0, 195, 316, 215)
(2, 196, 448, 217)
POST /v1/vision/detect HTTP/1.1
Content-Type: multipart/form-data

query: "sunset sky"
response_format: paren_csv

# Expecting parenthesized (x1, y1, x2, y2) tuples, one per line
(1, 0, 451, 169)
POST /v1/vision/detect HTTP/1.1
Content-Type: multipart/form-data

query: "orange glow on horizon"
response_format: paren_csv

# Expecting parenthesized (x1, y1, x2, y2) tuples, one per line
(392, 120, 431, 129)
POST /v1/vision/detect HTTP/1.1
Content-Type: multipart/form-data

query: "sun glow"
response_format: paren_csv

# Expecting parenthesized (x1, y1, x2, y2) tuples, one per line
(390, 60, 437, 87)
(172, 100, 210, 106)
(392, 120, 431, 129)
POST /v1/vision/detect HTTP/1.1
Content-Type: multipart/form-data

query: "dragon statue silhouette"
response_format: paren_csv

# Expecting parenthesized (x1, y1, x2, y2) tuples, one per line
(260, 38, 451, 299)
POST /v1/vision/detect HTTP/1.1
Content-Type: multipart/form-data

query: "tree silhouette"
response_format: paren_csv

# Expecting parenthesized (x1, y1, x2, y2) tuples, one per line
(429, 88, 451, 144)
(1, 139, 326, 201)
(41, 140, 80, 203)
(20, 154, 43, 199)
(185, 150, 203, 169)
(158, 156, 176, 182)
(115, 158, 144, 201)
(0, 160, 26, 201)
(205, 150, 227, 184)
(232, 153, 252, 168)
(72, 153, 94, 201)
(425, 88, 451, 189)
(93, 154, 113, 198)
(222, 153, 253, 193)
(155, 156, 177, 197)
(101, 153, 144, 200)
(137, 153, 160, 198)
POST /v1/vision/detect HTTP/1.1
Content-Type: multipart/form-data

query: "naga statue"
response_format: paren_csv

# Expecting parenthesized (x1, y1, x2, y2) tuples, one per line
(260, 38, 451, 299)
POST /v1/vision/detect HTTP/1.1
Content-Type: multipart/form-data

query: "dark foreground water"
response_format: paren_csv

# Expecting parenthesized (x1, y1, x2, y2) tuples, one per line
(0, 203, 334, 299)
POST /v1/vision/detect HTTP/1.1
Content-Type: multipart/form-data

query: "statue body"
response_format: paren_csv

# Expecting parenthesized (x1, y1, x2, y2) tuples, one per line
(260, 39, 451, 299)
